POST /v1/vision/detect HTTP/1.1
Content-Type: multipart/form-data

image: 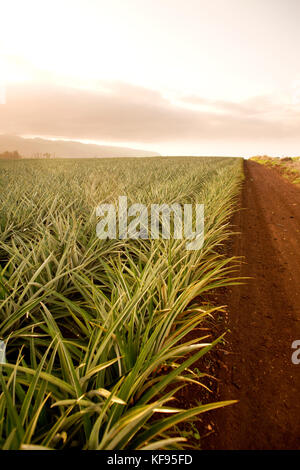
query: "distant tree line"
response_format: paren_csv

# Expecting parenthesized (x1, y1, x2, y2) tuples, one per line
(0, 150, 22, 160)
(0, 151, 56, 159)
(32, 152, 55, 159)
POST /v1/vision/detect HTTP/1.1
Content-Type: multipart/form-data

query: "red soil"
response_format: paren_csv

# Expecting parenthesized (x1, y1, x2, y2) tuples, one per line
(204, 159, 300, 450)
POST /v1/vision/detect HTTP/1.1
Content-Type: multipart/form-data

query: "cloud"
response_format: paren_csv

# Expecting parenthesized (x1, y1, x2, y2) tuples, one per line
(178, 93, 300, 118)
(0, 81, 300, 144)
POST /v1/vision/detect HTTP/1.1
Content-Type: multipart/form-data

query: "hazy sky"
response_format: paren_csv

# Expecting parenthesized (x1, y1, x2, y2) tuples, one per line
(1, 0, 300, 156)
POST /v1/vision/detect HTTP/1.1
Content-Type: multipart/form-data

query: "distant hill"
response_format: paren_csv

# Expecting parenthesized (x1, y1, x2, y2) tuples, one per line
(0, 135, 160, 158)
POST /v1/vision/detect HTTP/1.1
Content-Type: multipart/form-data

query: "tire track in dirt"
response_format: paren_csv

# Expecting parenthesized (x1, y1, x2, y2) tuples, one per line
(205, 159, 300, 450)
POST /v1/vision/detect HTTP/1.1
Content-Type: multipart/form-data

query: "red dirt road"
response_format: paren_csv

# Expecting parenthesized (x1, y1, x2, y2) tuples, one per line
(205, 160, 300, 450)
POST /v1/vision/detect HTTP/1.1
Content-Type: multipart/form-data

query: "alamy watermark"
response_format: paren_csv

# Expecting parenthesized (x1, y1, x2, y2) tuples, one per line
(291, 340, 300, 365)
(96, 196, 204, 250)
(0, 341, 6, 364)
